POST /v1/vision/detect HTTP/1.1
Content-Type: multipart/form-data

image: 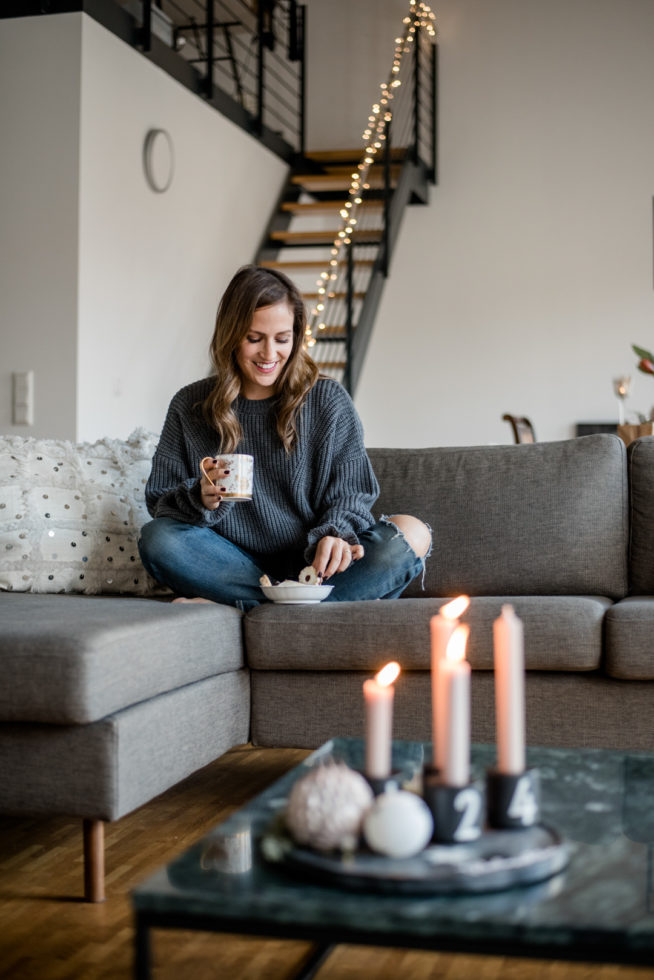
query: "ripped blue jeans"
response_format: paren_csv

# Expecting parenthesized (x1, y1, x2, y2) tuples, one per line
(138, 517, 426, 611)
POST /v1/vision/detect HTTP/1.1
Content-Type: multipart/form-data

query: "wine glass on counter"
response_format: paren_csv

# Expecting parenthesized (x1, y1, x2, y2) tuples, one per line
(613, 375, 632, 424)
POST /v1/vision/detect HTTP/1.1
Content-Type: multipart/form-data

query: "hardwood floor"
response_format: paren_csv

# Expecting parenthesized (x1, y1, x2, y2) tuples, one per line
(1, 743, 653, 980)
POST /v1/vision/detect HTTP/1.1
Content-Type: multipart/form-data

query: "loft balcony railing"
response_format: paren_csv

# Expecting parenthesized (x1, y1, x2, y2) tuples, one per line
(144, 0, 306, 157)
(2, 0, 306, 162)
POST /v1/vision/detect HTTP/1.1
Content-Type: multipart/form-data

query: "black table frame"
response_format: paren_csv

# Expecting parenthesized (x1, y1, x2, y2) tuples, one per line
(133, 904, 654, 979)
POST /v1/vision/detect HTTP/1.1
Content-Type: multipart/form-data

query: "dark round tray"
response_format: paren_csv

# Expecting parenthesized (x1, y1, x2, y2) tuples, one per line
(261, 823, 569, 895)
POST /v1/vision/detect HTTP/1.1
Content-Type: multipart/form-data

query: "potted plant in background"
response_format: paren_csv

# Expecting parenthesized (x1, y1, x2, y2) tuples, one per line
(633, 345, 654, 384)
(618, 346, 654, 444)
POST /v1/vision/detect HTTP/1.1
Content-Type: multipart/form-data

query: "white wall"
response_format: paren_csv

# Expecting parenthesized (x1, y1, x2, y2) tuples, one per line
(77, 16, 287, 441)
(0, 14, 82, 439)
(304, 0, 405, 152)
(0, 12, 287, 442)
(307, 0, 654, 446)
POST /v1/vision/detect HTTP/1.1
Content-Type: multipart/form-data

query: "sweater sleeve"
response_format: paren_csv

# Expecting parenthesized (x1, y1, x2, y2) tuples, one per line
(304, 385, 379, 557)
(145, 388, 232, 526)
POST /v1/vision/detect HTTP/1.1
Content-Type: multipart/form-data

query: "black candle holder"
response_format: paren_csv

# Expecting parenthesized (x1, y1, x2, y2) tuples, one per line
(486, 767, 540, 829)
(363, 772, 402, 796)
(422, 768, 484, 843)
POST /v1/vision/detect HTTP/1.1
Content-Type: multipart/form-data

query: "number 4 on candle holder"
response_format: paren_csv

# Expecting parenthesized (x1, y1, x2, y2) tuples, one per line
(507, 774, 539, 825)
(487, 768, 541, 829)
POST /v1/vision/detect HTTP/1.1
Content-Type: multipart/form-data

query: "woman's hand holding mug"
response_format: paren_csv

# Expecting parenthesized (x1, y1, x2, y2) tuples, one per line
(200, 457, 230, 511)
(200, 454, 255, 510)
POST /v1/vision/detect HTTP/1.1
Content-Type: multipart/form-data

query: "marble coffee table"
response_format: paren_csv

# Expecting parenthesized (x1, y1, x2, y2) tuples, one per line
(132, 738, 654, 978)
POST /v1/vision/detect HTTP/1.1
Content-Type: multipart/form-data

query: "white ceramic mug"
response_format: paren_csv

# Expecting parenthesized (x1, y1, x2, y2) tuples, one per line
(201, 454, 254, 500)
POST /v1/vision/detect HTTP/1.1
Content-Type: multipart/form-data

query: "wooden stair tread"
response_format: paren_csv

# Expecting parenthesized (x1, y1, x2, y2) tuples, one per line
(321, 163, 402, 176)
(270, 229, 382, 244)
(260, 259, 375, 269)
(312, 360, 347, 370)
(306, 147, 408, 163)
(281, 201, 383, 213)
(291, 174, 397, 191)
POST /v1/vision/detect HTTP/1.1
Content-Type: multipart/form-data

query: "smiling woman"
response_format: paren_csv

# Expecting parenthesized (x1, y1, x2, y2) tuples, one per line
(137, 265, 431, 609)
(235, 301, 294, 400)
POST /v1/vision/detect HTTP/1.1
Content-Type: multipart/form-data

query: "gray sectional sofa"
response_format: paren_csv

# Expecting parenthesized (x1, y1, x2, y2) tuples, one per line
(2, 432, 654, 901)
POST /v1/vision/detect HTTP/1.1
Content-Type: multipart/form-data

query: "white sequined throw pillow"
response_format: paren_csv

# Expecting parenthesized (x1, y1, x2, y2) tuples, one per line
(0, 428, 168, 595)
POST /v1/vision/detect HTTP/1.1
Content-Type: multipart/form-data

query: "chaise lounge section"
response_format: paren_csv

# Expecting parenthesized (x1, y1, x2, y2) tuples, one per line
(0, 594, 249, 900)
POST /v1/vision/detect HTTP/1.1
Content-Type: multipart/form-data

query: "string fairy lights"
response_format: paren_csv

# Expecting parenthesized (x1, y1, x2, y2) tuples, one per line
(304, 0, 437, 351)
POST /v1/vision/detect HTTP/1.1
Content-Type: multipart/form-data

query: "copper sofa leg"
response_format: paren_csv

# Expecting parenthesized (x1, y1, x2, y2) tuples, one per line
(83, 818, 106, 903)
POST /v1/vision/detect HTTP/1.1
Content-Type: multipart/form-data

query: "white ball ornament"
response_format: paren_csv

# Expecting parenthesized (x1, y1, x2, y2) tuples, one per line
(363, 789, 434, 859)
(285, 762, 374, 852)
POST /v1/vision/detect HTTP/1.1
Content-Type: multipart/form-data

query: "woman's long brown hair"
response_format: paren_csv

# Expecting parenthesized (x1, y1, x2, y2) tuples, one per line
(202, 265, 319, 452)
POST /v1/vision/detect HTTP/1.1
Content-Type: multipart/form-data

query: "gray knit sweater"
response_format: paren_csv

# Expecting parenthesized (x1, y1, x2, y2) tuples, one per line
(145, 377, 379, 575)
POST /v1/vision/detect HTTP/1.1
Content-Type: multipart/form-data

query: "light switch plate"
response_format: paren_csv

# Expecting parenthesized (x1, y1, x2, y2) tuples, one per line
(12, 370, 34, 425)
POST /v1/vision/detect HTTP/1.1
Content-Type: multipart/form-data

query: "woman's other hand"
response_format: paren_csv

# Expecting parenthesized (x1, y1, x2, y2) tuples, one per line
(313, 536, 364, 579)
(200, 457, 230, 511)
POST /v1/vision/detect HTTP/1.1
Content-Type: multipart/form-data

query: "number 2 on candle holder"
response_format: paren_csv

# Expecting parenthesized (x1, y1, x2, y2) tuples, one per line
(453, 787, 482, 842)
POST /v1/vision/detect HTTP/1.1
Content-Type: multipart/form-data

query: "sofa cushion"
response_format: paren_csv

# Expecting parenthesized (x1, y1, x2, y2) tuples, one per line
(367, 435, 628, 600)
(627, 437, 654, 594)
(0, 593, 244, 724)
(245, 595, 610, 673)
(605, 597, 654, 680)
(0, 429, 168, 596)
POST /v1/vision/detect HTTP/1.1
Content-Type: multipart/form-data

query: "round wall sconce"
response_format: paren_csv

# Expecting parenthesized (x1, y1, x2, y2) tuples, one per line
(143, 128, 174, 193)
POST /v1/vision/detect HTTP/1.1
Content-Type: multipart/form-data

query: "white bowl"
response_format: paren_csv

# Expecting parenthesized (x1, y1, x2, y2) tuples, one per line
(261, 584, 333, 604)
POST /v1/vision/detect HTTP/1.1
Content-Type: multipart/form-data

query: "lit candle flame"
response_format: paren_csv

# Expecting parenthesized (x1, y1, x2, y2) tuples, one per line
(446, 625, 469, 663)
(441, 595, 470, 620)
(375, 661, 401, 687)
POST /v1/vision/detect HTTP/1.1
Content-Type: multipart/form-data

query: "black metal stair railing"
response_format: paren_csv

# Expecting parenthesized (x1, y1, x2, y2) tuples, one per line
(257, 3, 437, 394)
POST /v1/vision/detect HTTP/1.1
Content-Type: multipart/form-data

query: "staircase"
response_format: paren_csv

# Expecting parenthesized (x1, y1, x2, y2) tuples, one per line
(255, 2, 437, 394)
(257, 149, 386, 387)
(257, 136, 434, 393)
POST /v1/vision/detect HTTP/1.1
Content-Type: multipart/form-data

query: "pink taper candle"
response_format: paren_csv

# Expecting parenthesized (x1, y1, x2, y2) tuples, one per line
(363, 661, 401, 779)
(493, 604, 526, 774)
(435, 625, 471, 787)
(430, 596, 470, 752)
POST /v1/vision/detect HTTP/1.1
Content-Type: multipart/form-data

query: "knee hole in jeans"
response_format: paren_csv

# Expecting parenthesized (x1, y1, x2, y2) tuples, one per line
(383, 513, 432, 559)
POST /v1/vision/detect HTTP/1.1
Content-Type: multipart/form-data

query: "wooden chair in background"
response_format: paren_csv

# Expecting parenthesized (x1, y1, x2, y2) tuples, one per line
(502, 414, 536, 444)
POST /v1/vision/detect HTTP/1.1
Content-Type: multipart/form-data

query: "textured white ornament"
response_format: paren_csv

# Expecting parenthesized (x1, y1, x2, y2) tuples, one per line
(285, 762, 374, 851)
(363, 789, 434, 858)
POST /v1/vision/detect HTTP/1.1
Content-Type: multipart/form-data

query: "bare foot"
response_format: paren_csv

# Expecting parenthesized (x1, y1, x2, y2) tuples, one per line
(172, 597, 214, 604)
